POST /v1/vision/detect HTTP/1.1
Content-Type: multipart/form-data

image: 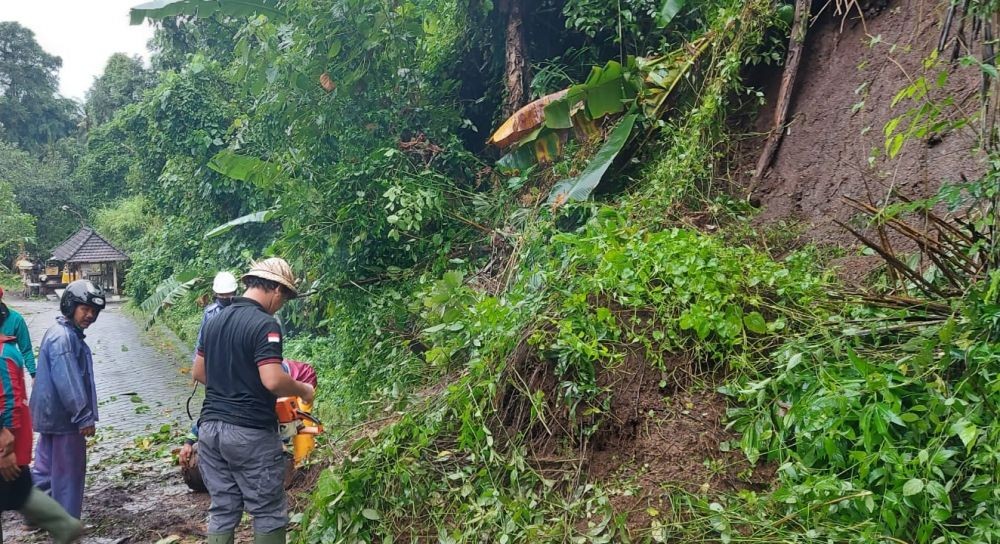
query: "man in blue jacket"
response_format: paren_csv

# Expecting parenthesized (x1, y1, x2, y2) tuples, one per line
(1, 333, 83, 543)
(0, 287, 36, 378)
(29, 281, 105, 519)
(193, 271, 238, 362)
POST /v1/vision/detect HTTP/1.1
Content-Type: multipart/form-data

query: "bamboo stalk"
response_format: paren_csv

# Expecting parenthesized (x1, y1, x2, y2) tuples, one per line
(949, 0, 972, 62)
(892, 192, 975, 244)
(837, 291, 953, 316)
(920, 245, 967, 290)
(876, 216, 901, 287)
(939, 2, 957, 53)
(834, 219, 948, 298)
(882, 218, 977, 276)
(842, 196, 980, 274)
(844, 319, 948, 337)
(982, 16, 995, 148)
(843, 197, 906, 286)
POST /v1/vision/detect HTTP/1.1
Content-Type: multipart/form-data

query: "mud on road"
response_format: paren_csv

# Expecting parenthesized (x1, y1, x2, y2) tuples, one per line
(4, 434, 319, 543)
(0, 295, 322, 543)
(3, 442, 212, 544)
(0, 295, 206, 543)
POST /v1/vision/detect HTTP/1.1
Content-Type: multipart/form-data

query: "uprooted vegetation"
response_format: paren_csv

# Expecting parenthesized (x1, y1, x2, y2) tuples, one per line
(284, 4, 1000, 544)
(57, 0, 1000, 542)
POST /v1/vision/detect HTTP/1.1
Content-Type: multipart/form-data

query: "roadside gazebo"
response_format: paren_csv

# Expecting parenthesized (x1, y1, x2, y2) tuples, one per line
(48, 227, 129, 294)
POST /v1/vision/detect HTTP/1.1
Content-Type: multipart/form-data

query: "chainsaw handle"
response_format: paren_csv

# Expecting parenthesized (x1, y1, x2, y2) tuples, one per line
(296, 409, 323, 427)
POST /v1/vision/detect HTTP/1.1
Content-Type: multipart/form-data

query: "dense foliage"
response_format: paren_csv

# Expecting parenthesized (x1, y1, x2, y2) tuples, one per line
(4, 0, 1000, 542)
(0, 22, 78, 153)
(0, 141, 83, 257)
(83, 53, 154, 128)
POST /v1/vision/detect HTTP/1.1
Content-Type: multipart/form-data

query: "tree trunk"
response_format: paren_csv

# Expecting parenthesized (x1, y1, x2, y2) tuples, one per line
(500, 0, 528, 117)
(751, 0, 810, 185)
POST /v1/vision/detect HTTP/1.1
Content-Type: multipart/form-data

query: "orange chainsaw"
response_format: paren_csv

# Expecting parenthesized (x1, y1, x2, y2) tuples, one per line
(276, 396, 323, 464)
(181, 397, 323, 493)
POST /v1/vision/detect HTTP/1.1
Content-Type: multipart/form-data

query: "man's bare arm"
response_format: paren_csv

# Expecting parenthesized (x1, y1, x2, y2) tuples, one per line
(258, 363, 314, 403)
(192, 354, 206, 384)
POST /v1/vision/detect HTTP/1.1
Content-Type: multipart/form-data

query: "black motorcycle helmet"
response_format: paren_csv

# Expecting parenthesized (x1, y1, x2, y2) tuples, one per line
(60, 280, 106, 318)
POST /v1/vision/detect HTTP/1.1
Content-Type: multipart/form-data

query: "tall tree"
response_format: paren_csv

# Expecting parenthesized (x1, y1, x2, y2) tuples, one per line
(500, 0, 529, 116)
(84, 53, 154, 128)
(148, 16, 241, 72)
(0, 22, 78, 152)
(0, 178, 35, 264)
(0, 141, 81, 254)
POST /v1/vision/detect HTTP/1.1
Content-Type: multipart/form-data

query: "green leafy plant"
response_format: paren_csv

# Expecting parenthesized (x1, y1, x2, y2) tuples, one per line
(130, 0, 283, 25)
(883, 50, 969, 159)
(139, 273, 203, 329)
(548, 113, 638, 206)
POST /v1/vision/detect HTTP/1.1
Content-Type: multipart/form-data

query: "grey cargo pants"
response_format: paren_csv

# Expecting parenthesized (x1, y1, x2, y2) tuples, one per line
(197, 420, 287, 534)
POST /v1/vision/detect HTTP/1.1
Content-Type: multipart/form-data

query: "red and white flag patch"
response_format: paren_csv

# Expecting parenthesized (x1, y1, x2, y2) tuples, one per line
(267, 332, 281, 343)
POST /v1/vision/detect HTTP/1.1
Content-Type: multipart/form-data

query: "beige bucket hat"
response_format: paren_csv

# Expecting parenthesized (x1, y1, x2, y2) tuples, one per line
(242, 257, 299, 298)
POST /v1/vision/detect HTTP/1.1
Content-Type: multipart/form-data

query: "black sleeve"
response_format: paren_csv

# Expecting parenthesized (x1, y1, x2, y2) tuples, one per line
(254, 319, 283, 367)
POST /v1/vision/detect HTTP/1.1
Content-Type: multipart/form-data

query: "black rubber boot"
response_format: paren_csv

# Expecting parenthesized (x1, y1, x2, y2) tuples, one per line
(207, 532, 236, 544)
(254, 526, 286, 544)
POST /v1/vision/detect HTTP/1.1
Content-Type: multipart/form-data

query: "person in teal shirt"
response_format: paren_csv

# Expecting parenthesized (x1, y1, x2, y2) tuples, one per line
(0, 288, 35, 378)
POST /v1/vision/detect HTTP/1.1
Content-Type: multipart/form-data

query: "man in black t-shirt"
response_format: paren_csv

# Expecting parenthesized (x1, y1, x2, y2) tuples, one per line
(193, 258, 314, 544)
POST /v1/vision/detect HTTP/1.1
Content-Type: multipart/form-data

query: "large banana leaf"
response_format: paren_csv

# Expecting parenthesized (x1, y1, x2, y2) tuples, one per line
(547, 113, 638, 207)
(492, 60, 634, 167)
(487, 90, 568, 148)
(130, 0, 283, 25)
(204, 210, 276, 239)
(140, 275, 202, 329)
(657, 0, 688, 27)
(565, 60, 630, 120)
(208, 150, 288, 189)
(488, 61, 631, 151)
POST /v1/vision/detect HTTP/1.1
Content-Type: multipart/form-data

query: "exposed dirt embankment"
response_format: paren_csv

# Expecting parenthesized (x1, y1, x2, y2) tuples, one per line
(748, 0, 985, 252)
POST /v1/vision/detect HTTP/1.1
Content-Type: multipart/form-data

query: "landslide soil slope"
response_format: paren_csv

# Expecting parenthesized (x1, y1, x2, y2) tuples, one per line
(747, 0, 985, 250)
(585, 0, 989, 536)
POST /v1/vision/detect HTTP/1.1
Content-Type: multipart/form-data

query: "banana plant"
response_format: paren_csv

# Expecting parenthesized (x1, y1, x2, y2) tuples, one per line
(202, 150, 288, 238)
(494, 59, 637, 171)
(489, 30, 718, 205)
(129, 0, 284, 25)
(139, 273, 203, 329)
(547, 113, 638, 208)
(204, 210, 277, 239)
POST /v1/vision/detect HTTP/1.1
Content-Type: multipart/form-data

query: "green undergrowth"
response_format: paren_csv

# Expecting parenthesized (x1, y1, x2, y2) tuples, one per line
(295, 205, 832, 543)
(290, 2, 833, 542)
(283, 281, 430, 426)
(292, 34, 837, 532)
(675, 172, 1000, 543)
(115, 0, 1000, 542)
(0, 271, 21, 292)
(157, 295, 205, 347)
(659, 294, 1000, 543)
(301, 169, 1000, 544)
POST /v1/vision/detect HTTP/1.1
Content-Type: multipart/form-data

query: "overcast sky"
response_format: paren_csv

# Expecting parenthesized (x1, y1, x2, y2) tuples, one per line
(2, 0, 155, 102)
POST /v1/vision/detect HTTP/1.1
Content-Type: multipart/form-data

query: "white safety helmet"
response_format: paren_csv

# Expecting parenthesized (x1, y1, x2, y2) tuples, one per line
(212, 271, 238, 295)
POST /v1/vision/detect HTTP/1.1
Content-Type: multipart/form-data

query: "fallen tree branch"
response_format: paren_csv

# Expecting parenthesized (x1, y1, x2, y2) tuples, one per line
(835, 291, 954, 316)
(833, 219, 950, 299)
(751, 0, 810, 185)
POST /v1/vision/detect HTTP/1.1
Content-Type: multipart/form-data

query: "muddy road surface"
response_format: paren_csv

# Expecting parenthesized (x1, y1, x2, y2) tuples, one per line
(0, 296, 212, 543)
